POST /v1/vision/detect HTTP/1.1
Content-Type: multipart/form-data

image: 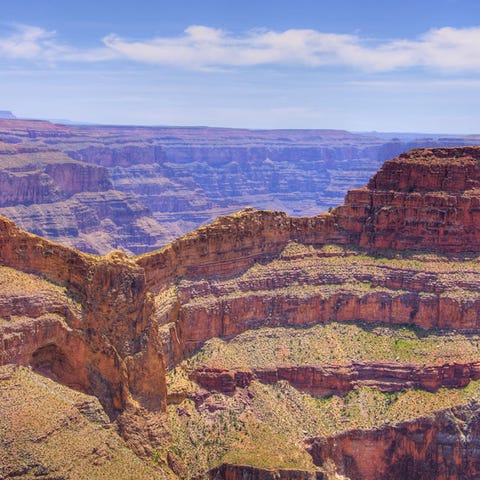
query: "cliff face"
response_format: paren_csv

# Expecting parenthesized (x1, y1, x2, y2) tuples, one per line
(3, 146, 480, 478)
(307, 402, 480, 480)
(0, 142, 112, 207)
(0, 216, 166, 419)
(335, 147, 480, 253)
(192, 361, 480, 397)
(0, 119, 475, 254)
(0, 141, 171, 254)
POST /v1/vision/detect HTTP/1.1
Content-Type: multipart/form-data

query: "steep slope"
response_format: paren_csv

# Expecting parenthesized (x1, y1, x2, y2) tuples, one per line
(2, 147, 480, 478)
(0, 365, 168, 480)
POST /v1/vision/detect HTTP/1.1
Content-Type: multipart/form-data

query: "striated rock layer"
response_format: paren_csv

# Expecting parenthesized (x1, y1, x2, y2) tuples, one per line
(0, 215, 166, 419)
(191, 361, 480, 397)
(2, 147, 480, 477)
(306, 401, 480, 480)
(0, 118, 477, 253)
(0, 141, 169, 254)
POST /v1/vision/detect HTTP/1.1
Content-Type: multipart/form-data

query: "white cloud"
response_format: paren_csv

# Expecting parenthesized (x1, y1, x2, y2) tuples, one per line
(0, 24, 115, 64)
(0, 25, 58, 60)
(2, 23, 480, 72)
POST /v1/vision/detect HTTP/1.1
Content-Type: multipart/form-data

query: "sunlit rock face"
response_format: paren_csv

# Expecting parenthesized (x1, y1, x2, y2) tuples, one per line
(0, 118, 473, 254)
(2, 147, 480, 478)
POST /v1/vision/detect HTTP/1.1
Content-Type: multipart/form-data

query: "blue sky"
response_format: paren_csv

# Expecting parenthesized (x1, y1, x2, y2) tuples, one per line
(2, 0, 480, 132)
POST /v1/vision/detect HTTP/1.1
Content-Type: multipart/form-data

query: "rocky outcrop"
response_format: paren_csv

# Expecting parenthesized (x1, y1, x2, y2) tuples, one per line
(0, 216, 166, 418)
(192, 362, 480, 397)
(190, 366, 254, 394)
(205, 463, 324, 480)
(138, 148, 480, 299)
(0, 119, 475, 253)
(335, 147, 480, 253)
(306, 401, 480, 480)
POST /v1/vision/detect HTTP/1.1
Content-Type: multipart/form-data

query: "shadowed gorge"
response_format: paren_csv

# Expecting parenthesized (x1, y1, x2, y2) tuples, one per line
(3, 147, 480, 478)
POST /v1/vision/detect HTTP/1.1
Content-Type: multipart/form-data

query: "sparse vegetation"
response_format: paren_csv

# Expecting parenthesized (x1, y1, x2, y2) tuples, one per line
(176, 322, 480, 371)
(0, 366, 165, 480)
(164, 318, 480, 476)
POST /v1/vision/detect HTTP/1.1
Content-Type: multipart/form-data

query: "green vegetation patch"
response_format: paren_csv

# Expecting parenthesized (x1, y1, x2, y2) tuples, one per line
(179, 323, 480, 371)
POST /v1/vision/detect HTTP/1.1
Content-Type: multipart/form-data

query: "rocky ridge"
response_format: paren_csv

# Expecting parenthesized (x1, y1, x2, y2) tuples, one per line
(2, 147, 480, 478)
(0, 119, 476, 254)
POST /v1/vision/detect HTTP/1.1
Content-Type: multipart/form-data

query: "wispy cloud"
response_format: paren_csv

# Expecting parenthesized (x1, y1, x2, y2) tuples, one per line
(0, 25, 60, 61)
(2, 23, 480, 72)
(0, 24, 115, 64)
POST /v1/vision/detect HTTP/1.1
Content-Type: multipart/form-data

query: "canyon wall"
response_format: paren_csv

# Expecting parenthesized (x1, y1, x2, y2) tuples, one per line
(0, 142, 112, 207)
(335, 147, 480, 252)
(0, 215, 166, 417)
(0, 119, 475, 254)
(4, 145, 476, 415)
(307, 402, 480, 480)
(191, 362, 480, 397)
(0, 141, 170, 254)
(2, 146, 480, 477)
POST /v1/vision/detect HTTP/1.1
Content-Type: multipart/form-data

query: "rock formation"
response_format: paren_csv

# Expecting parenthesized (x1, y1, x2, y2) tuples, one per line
(0, 118, 475, 254)
(0, 110, 15, 119)
(0, 141, 171, 254)
(192, 361, 480, 396)
(306, 401, 480, 480)
(2, 147, 480, 478)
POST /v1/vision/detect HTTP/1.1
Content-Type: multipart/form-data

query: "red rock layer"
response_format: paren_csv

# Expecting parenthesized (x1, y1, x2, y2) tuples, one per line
(205, 463, 324, 480)
(136, 208, 339, 292)
(139, 147, 480, 300)
(306, 402, 480, 480)
(0, 215, 165, 417)
(191, 362, 480, 396)
(335, 148, 480, 253)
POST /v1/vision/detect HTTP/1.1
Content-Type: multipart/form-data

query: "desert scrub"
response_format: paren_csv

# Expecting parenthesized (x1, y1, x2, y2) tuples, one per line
(0, 366, 164, 480)
(165, 376, 480, 475)
(166, 397, 249, 478)
(175, 322, 480, 374)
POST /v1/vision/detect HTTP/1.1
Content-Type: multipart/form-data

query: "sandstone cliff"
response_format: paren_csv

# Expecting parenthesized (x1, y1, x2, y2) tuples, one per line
(334, 147, 480, 252)
(306, 401, 480, 480)
(0, 215, 166, 419)
(2, 146, 480, 478)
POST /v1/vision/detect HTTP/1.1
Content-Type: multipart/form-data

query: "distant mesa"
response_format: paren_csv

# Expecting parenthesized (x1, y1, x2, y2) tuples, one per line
(0, 111, 16, 119)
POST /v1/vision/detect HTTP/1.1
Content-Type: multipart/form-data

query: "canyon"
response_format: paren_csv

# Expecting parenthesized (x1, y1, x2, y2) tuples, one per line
(0, 118, 477, 255)
(2, 144, 480, 478)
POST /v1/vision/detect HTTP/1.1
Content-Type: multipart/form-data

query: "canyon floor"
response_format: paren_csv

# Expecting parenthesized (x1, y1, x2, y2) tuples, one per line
(2, 143, 480, 479)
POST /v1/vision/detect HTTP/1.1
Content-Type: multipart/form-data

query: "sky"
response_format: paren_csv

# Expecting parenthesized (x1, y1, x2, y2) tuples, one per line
(1, 0, 480, 133)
